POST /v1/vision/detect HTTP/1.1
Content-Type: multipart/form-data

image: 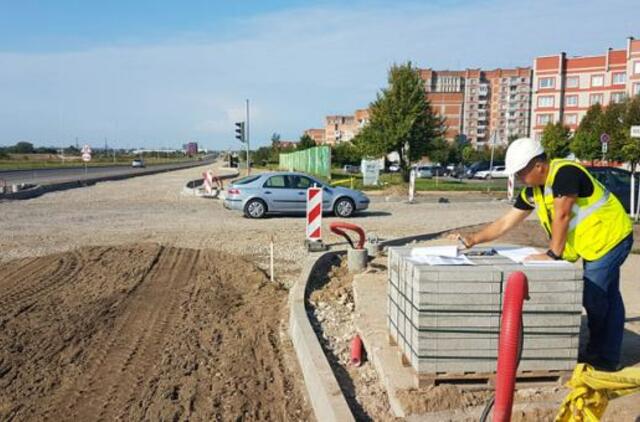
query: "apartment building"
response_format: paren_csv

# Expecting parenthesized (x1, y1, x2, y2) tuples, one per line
(303, 128, 325, 145)
(420, 67, 532, 147)
(420, 69, 466, 141)
(531, 37, 640, 141)
(321, 109, 370, 145)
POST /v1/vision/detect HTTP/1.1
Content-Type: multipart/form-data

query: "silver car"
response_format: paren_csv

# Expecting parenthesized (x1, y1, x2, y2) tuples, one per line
(223, 172, 370, 218)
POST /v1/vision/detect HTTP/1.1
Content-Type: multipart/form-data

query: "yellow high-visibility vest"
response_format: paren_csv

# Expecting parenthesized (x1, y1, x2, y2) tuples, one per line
(519, 159, 632, 262)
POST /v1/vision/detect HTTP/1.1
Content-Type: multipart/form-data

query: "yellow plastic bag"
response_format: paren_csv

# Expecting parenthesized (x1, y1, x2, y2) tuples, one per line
(555, 364, 640, 421)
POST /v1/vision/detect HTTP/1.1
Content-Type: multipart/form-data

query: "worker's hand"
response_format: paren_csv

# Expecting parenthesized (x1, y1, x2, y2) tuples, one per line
(447, 233, 475, 249)
(523, 252, 552, 261)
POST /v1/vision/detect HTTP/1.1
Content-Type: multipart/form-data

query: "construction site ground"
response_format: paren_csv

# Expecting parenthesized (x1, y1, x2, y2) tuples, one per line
(1, 162, 639, 420)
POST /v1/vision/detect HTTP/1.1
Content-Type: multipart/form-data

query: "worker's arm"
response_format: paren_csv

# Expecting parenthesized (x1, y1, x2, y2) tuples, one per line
(524, 195, 575, 261)
(458, 208, 532, 248)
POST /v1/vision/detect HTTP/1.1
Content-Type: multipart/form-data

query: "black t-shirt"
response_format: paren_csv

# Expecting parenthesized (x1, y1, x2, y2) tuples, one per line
(513, 165, 594, 211)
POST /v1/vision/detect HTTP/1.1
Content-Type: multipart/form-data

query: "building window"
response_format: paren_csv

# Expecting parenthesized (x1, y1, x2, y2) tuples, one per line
(612, 72, 626, 84)
(611, 92, 626, 103)
(539, 77, 555, 89)
(537, 114, 552, 125)
(537, 96, 554, 107)
(564, 114, 578, 125)
(589, 94, 603, 105)
(565, 95, 578, 107)
(634, 83, 640, 96)
(566, 76, 579, 88)
(591, 75, 604, 87)
(635, 62, 640, 74)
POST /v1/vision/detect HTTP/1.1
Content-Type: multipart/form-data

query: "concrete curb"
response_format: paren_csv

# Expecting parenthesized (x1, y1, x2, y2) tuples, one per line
(288, 250, 355, 422)
(289, 224, 496, 421)
(0, 160, 215, 201)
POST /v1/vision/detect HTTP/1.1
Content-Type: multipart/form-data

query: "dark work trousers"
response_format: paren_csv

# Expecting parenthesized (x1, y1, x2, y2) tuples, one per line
(582, 234, 633, 367)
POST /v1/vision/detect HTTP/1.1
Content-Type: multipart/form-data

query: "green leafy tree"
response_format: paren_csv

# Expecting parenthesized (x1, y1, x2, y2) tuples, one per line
(571, 104, 604, 163)
(541, 122, 571, 159)
(619, 95, 640, 179)
(600, 101, 626, 162)
(297, 133, 316, 150)
(271, 133, 281, 149)
(332, 142, 362, 166)
(352, 62, 445, 180)
(13, 141, 35, 154)
(461, 145, 480, 164)
(428, 138, 449, 164)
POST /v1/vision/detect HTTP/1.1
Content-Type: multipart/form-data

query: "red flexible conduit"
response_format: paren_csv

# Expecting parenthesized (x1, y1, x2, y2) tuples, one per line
(329, 221, 365, 249)
(493, 271, 529, 422)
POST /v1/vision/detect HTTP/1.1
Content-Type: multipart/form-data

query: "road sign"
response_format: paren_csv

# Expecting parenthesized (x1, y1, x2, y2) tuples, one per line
(631, 126, 640, 138)
(306, 187, 322, 241)
(81, 144, 92, 154)
(600, 133, 610, 144)
(82, 152, 91, 162)
(602, 143, 608, 154)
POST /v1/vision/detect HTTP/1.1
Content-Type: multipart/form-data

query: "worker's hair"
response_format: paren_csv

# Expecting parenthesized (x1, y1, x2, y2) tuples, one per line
(529, 152, 547, 165)
(520, 153, 547, 174)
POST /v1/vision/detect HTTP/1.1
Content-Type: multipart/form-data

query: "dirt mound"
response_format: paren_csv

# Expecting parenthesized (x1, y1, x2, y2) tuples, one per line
(0, 244, 311, 421)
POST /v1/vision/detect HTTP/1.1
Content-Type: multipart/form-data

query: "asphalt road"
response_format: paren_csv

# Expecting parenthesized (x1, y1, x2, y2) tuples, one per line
(0, 160, 214, 186)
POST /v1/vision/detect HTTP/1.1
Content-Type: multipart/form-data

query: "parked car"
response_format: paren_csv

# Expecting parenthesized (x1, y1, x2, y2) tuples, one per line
(131, 159, 145, 168)
(223, 172, 370, 218)
(586, 166, 638, 213)
(414, 165, 445, 179)
(465, 161, 504, 179)
(343, 164, 361, 174)
(474, 165, 508, 179)
(388, 163, 401, 172)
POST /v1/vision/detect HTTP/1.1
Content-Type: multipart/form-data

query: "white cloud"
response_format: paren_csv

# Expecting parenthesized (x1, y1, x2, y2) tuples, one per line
(0, 0, 637, 149)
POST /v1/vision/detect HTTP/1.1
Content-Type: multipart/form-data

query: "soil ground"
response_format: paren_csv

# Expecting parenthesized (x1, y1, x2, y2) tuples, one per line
(0, 244, 311, 421)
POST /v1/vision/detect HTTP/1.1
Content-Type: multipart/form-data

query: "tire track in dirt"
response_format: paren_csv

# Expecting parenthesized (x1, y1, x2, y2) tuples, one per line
(0, 251, 82, 318)
(46, 247, 200, 421)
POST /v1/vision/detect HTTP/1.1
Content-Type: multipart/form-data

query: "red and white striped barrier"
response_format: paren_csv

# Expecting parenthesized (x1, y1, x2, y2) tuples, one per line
(306, 187, 322, 241)
(202, 170, 214, 194)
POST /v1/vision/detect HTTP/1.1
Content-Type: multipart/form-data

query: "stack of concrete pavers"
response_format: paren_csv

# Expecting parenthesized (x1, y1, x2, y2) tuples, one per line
(387, 246, 583, 375)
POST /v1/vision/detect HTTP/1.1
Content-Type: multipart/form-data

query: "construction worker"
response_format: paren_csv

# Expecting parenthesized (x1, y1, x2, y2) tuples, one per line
(454, 137, 633, 371)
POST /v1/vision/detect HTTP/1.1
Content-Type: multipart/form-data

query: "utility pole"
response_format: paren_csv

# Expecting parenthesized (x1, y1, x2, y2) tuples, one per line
(246, 99, 251, 175)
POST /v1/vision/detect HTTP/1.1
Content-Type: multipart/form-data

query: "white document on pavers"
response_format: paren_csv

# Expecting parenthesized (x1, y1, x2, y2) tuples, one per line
(410, 245, 458, 258)
(409, 254, 475, 266)
(495, 247, 571, 266)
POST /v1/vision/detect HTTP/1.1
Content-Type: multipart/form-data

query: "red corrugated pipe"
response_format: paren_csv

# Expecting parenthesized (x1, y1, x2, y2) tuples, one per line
(350, 335, 363, 366)
(329, 221, 365, 249)
(492, 271, 529, 422)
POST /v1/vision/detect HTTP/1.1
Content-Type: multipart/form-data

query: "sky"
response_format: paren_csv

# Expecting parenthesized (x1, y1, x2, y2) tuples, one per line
(0, 0, 638, 150)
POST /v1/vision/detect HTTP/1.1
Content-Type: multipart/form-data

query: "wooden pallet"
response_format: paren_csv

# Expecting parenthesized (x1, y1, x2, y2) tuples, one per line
(416, 369, 571, 389)
(391, 336, 571, 389)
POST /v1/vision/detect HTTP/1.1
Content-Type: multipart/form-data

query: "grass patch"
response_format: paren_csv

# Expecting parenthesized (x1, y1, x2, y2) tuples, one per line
(0, 156, 196, 171)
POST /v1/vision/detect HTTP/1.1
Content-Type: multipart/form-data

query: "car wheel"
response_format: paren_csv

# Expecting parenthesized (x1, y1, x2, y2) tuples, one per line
(334, 197, 355, 218)
(244, 198, 267, 218)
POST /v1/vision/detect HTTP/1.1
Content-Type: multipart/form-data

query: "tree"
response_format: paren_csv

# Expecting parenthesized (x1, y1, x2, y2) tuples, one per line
(541, 122, 571, 159)
(13, 141, 35, 154)
(571, 104, 603, 162)
(271, 133, 281, 149)
(428, 138, 449, 164)
(297, 134, 316, 151)
(352, 62, 445, 181)
(600, 101, 626, 162)
(332, 142, 362, 166)
(619, 95, 640, 182)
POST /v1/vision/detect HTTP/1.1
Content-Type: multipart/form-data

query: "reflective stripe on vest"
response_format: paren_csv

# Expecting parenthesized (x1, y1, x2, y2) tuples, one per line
(568, 191, 609, 231)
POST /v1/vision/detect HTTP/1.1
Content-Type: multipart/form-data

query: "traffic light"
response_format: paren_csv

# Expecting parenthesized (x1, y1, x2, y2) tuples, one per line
(235, 121, 245, 142)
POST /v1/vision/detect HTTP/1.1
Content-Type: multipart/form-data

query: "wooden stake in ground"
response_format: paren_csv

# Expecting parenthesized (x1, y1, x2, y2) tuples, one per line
(270, 235, 274, 282)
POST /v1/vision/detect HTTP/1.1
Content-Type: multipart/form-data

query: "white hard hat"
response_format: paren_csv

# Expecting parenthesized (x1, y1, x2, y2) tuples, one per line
(504, 137, 545, 175)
